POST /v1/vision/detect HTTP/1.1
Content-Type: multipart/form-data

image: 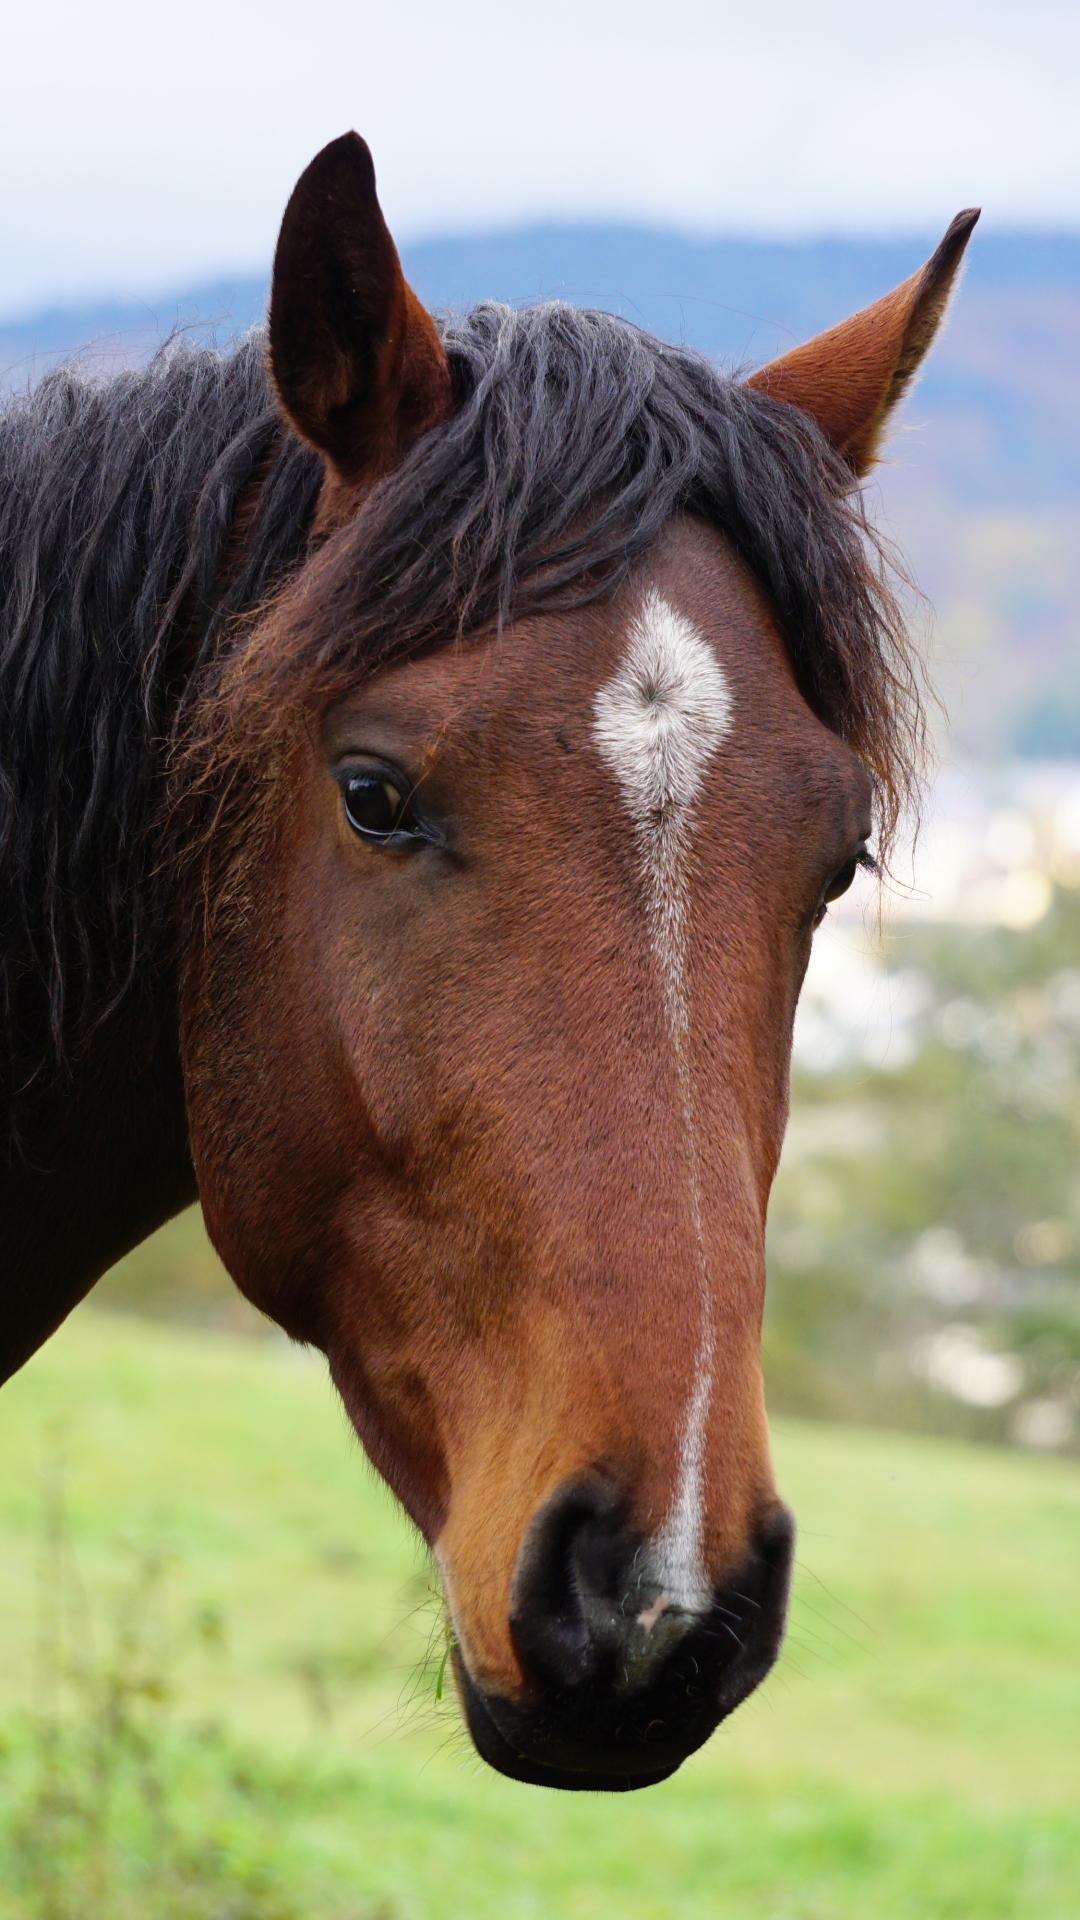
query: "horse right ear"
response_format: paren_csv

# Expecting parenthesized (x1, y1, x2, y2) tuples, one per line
(269, 133, 453, 486)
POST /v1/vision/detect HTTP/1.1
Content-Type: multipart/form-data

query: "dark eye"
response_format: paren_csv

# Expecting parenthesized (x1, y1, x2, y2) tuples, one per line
(822, 857, 859, 905)
(815, 845, 877, 924)
(342, 772, 416, 842)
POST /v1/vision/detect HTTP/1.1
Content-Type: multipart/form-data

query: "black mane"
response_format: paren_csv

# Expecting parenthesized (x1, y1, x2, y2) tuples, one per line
(0, 338, 321, 1118)
(2, 305, 919, 1130)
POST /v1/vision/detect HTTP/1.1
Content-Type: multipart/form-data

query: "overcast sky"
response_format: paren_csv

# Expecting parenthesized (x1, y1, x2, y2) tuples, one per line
(2, 0, 1079, 317)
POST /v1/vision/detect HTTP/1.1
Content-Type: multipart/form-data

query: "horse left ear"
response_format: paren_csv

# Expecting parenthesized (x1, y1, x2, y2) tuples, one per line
(269, 132, 453, 484)
(746, 209, 980, 477)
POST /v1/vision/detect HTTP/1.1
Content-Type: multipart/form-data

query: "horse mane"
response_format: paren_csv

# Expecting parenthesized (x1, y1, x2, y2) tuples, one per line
(0, 338, 322, 1118)
(2, 303, 923, 1115)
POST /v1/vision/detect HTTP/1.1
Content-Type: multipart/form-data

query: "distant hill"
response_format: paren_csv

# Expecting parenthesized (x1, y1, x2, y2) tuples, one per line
(3, 226, 1079, 756)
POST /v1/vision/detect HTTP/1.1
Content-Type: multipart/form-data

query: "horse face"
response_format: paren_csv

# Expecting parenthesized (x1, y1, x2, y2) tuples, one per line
(180, 136, 971, 1791)
(182, 515, 871, 1787)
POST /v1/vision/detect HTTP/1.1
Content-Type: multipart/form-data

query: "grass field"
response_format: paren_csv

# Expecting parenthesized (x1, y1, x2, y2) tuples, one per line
(1, 1309, 1078, 1918)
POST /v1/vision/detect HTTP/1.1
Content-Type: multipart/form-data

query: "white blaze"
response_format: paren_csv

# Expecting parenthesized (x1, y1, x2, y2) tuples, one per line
(592, 590, 731, 1614)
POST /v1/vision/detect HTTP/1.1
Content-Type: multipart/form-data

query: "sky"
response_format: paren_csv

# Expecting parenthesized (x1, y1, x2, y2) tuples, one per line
(2, 0, 1079, 317)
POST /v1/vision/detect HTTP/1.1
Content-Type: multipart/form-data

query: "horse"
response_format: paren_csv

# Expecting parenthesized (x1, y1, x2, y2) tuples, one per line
(0, 133, 977, 1791)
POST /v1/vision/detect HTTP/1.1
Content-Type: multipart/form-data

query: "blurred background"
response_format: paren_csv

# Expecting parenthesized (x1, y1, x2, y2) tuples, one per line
(2, 3, 1079, 1916)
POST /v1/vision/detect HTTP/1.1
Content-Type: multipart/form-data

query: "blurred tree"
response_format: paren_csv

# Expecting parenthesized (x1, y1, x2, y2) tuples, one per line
(765, 886, 1080, 1452)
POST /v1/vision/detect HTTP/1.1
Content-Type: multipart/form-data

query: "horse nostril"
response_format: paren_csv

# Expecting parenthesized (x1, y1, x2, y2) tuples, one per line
(511, 1474, 625, 1688)
(510, 1474, 651, 1690)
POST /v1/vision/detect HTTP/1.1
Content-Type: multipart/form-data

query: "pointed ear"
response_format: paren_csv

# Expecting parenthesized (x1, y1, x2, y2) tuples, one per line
(268, 133, 453, 484)
(746, 209, 980, 476)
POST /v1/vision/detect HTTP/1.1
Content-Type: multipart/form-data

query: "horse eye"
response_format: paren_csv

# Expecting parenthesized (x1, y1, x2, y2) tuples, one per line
(815, 845, 875, 924)
(343, 773, 408, 839)
(822, 857, 858, 906)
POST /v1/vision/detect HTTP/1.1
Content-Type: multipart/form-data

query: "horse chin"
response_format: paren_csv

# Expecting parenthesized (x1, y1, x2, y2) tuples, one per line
(454, 1656, 681, 1794)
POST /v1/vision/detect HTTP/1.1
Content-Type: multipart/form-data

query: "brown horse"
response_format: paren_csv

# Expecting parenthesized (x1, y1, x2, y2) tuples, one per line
(0, 134, 977, 1790)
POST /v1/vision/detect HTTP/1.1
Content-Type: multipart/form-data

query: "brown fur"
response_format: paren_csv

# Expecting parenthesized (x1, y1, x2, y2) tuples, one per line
(182, 519, 871, 1704)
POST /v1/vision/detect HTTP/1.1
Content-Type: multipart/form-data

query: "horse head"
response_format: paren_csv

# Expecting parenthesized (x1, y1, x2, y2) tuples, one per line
(179, 136, 975, 1790)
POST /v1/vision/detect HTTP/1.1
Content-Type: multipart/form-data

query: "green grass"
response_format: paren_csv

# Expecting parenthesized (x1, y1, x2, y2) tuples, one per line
(1, 1309, 1079, 1918)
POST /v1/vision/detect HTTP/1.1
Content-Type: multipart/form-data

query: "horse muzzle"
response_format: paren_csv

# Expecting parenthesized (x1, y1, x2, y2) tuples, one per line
(451, 1476, 794, 1792)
